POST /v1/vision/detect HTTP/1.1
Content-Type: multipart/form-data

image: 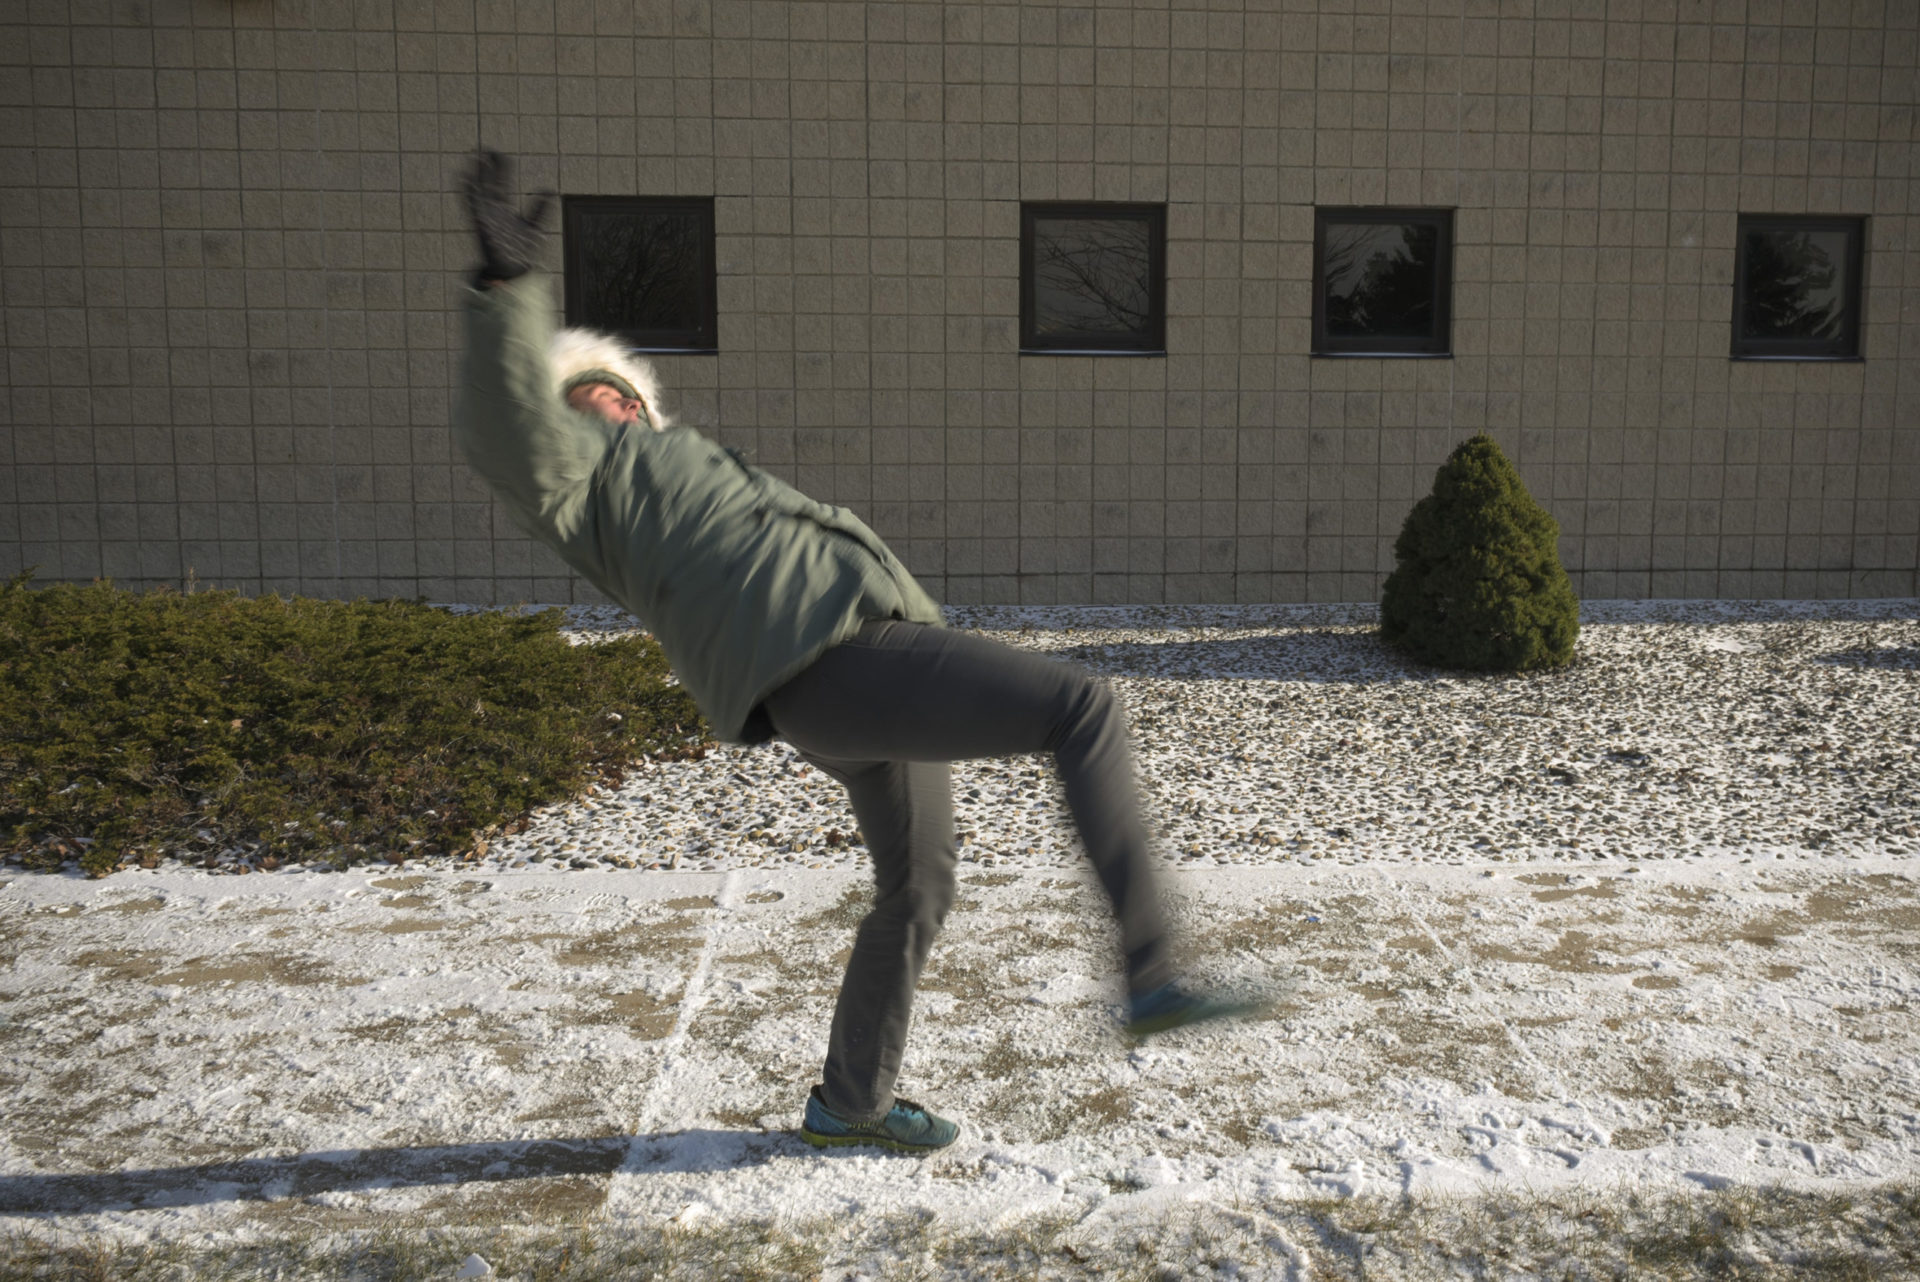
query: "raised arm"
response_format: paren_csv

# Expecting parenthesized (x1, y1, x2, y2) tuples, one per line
(451, 152, 612, 544)
(456, 273, 613, 542)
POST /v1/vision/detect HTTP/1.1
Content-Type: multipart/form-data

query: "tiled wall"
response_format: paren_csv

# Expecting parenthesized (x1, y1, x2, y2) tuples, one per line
(2, 0, 1916, 606)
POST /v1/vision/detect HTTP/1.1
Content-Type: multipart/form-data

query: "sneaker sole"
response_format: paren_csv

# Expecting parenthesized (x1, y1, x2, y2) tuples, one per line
(799, 1126, 957, 1154)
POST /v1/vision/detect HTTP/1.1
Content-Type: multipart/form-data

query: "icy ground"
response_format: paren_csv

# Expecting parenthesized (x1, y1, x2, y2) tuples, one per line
(0, 601, 1915, 1249)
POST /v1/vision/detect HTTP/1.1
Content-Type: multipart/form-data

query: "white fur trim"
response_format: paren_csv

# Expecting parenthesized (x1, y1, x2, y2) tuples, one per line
(548, 327, 669, 431)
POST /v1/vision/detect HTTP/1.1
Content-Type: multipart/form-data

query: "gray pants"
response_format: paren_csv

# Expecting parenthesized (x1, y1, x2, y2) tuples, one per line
(761, 619, 1173, 1122)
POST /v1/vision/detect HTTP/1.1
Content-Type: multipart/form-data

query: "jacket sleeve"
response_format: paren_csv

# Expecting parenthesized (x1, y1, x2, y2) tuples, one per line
(454, 273, 614, 545)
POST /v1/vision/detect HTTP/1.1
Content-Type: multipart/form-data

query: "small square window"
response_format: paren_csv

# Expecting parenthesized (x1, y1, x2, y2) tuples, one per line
(1020, 202, 1166, 354)
(1312, 207, 1453, 357)
(562, 196, 718, 352)
(1731, 215, 1865, 360)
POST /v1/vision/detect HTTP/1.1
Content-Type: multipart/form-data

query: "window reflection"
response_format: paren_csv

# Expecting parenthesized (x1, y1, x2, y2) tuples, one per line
(1730, 215, 1863, 359)
(1321, 221, 1440, 339)
(1740, 227, 1848, 342)
(574, 207, 705, 334)
(1312, 208, 1452, 355)
(563, 196, 716, 350)
(1031, 216, 1154, 339)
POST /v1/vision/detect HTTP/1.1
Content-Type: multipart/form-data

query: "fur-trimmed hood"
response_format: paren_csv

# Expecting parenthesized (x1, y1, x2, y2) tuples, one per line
(548, 327, 669, 431)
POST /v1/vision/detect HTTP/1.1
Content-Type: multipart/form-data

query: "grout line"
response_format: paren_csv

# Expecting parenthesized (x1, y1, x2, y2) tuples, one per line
(312, 3, 342, 594)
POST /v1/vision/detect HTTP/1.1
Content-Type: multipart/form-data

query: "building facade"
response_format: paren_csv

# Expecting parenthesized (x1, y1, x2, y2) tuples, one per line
(2, 0, 1916, 606)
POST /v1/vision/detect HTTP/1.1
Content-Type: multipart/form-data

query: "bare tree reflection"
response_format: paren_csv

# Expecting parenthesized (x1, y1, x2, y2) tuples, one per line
(579, 211, 703, 332)
(1033, 218, 1152, 337)
(1741, 228, 1844, 340)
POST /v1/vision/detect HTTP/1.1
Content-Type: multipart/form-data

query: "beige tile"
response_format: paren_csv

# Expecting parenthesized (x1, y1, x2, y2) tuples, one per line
(7, 7, 1916, 606)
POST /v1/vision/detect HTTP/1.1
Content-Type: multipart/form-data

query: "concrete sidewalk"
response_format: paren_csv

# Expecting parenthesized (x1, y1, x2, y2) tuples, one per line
(2, 855, 1916, 1240)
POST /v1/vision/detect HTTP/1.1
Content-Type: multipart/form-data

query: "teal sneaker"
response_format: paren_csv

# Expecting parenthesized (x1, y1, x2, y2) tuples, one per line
(799, 1086, 959, 1154)
(1126, 983, 1265, 1038)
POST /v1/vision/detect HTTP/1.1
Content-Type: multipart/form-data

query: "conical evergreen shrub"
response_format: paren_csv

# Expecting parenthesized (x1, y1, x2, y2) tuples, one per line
(1380, 433, 1580, 672)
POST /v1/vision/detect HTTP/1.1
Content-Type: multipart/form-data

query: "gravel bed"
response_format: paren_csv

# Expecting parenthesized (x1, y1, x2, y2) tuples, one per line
(476, 599, 1920, 875)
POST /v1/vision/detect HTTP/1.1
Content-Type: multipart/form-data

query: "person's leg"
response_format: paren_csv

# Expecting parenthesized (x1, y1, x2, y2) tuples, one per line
(764, 620, 1173, 1000)
(802, 752, 957, 1122)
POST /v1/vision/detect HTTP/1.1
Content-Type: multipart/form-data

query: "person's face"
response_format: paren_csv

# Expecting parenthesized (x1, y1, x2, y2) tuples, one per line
(567, 381, 645, 426)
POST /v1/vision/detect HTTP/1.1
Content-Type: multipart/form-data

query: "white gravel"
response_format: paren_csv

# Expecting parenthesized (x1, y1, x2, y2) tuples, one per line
(482, 600, 1920, 876)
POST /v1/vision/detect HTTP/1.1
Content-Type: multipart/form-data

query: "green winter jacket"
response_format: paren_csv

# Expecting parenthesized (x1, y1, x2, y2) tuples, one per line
(455, 273, 943, 742)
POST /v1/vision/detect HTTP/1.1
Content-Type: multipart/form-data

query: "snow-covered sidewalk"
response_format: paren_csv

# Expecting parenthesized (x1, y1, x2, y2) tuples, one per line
(2, 857, 1918, 1240)
(1, 601, 1915, 1247)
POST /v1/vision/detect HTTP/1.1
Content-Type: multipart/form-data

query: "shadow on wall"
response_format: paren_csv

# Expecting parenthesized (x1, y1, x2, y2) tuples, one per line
(0, 1130, 798, 1216)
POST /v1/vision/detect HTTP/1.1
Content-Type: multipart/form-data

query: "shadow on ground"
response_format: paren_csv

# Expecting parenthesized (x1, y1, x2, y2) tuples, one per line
(1816, 646, 1920, 669)
(0, 1129, 790, 1215)
(1045, 633, 1442, 682)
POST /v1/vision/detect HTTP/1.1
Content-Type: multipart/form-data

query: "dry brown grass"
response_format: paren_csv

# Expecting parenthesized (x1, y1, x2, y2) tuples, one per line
(5, 1182, 1916, 1281)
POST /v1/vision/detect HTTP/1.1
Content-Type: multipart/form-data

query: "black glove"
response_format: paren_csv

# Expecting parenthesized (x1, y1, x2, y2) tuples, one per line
(460, 149, 553, 284)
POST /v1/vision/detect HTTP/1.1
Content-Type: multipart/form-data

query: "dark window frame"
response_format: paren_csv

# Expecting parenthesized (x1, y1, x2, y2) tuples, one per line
(562, 195, 719, 353)
(1019, 201, 1167, 355)
(1311, 206, 1454, 358)
(1730, 213, 1866, 361)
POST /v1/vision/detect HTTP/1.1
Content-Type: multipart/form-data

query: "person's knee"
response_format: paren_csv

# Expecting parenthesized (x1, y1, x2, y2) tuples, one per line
(873, 868, 955, 936)
(923, 872, 956, 929)
(1082, 675, 1117, 719)
(1053, 671, 1119, 747)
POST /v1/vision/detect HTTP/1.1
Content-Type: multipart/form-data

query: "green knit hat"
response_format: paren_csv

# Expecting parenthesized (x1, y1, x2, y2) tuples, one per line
(560, 368, 642, 402)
